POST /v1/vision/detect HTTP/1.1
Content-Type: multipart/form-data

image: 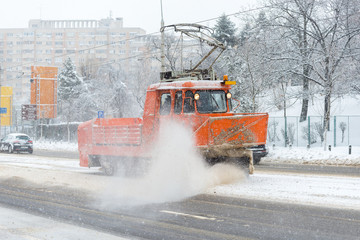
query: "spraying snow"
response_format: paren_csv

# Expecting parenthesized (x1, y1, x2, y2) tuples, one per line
(98, 121, 246, 208)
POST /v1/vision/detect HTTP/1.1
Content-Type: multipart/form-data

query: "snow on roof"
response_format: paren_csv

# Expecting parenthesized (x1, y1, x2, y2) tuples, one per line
(148, 80, 232, 91)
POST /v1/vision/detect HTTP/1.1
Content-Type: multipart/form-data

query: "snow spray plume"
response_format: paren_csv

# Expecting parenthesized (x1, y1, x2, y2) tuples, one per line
(97, 121, 246, 209)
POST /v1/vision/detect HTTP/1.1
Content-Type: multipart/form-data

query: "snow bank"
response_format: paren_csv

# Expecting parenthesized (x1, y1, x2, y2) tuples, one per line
(34, 140, 78, 152)
(263, 146, 360, 166)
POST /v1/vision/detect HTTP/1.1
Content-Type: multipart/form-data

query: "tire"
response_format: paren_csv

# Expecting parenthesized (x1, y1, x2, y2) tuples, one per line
(8, 145, 13, 154)
(104, 165, 116, 176)
(254, 156, 261, 165)
(100, 158, 117, 176)
(28, 149, 33, 154)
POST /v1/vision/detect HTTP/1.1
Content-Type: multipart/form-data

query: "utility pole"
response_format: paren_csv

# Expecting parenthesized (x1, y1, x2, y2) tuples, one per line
(160, 0, 165, 73)
(0, 65, 2, 138)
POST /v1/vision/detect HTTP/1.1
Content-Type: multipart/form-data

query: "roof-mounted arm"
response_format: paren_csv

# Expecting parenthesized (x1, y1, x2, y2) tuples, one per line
(160, 23, 226, 72)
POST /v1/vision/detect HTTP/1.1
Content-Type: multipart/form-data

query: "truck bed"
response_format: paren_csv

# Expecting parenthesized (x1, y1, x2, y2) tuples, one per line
(78, 118, 143, 167)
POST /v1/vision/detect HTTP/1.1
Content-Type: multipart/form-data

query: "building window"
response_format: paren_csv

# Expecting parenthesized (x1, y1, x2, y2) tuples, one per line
(24, 32, 34, 37)
(23, 49, 33, 54)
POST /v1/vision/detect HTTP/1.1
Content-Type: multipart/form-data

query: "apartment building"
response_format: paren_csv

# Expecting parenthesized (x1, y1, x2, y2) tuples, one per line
(0, 17, 149, 105)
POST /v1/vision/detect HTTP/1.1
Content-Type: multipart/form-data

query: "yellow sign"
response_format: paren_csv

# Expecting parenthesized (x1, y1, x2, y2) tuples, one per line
(1, 86, 13, 126)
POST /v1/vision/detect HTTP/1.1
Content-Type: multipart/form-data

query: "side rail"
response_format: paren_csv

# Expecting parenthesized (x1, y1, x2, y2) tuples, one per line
(92, 124, 142, 146)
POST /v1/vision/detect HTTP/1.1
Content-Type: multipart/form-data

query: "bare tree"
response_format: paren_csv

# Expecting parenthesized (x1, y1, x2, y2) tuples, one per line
(265, 0, 360, 147)
(151, 33, 181, 71)
(267, 0, 317, 122)
(305, 0, 360, 146)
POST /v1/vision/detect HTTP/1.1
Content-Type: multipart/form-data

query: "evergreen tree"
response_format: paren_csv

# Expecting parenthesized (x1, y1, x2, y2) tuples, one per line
(57, 57, 84, 141)
(58, 57, 83, 101)
(213, 14, 237, 47)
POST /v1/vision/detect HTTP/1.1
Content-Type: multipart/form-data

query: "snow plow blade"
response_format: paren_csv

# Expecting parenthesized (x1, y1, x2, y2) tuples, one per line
(195, 113, 268, 173)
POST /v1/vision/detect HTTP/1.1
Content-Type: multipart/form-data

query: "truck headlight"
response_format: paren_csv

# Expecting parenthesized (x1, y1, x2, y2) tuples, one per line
(194, 93, 200, 101)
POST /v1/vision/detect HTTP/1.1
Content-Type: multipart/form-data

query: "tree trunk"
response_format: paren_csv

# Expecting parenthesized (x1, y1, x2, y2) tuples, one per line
(322, 91, 331, 150)
(300, 78, 309, 122)
(323, 92, 331, 132)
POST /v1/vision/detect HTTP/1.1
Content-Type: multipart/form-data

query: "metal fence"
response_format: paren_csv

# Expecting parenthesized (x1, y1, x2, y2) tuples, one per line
(1, 115, 359, 147)
(268, 116, 360, 147)
(0, 122, 79, 143)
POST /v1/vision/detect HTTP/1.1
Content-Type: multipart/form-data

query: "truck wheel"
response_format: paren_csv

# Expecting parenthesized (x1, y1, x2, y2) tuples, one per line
(100, 158, 117, 176)
(104, 165, 116, 176)
(254, 156, 261, 165)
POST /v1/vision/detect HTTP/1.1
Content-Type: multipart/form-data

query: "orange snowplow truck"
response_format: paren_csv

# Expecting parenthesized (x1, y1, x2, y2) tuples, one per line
(78, 77, 268, 175)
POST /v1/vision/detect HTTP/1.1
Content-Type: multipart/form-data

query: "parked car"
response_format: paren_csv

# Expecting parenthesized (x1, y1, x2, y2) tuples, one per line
(249, 144, 268, 164)
(0, 133, 33, 154)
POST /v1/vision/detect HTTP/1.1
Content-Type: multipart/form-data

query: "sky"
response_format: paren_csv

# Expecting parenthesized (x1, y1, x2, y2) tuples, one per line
(0, 0, 260, 33)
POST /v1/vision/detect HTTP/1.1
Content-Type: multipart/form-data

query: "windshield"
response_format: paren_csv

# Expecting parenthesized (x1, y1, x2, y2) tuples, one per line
(16, 135, 30, 140)
(196, 90, 227, 114)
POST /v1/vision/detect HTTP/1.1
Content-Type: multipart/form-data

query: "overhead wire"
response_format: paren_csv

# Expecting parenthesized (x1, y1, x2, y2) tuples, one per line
(2, 0, 354, 76)
(0, 2, 278, 75)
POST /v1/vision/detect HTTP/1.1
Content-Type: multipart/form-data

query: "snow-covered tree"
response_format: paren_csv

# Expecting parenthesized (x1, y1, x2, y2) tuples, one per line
(58, 57, 84, 141)
(58, 57, 83, 101)
(213, 14, 237, 47)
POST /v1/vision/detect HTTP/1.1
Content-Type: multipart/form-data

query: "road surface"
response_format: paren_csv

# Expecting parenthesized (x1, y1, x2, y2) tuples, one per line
(33, 149, 360, 176)
(0, 150, 359, 239)
(0, 177, 359, 240)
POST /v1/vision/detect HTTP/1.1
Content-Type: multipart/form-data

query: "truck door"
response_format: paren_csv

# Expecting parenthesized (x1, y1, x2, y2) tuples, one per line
(172, 90, 203, 132)
(156, 91, 173, 128)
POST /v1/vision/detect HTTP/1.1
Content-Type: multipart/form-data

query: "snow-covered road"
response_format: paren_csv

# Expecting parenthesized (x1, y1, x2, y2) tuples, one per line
(0, 153, 359, 211)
